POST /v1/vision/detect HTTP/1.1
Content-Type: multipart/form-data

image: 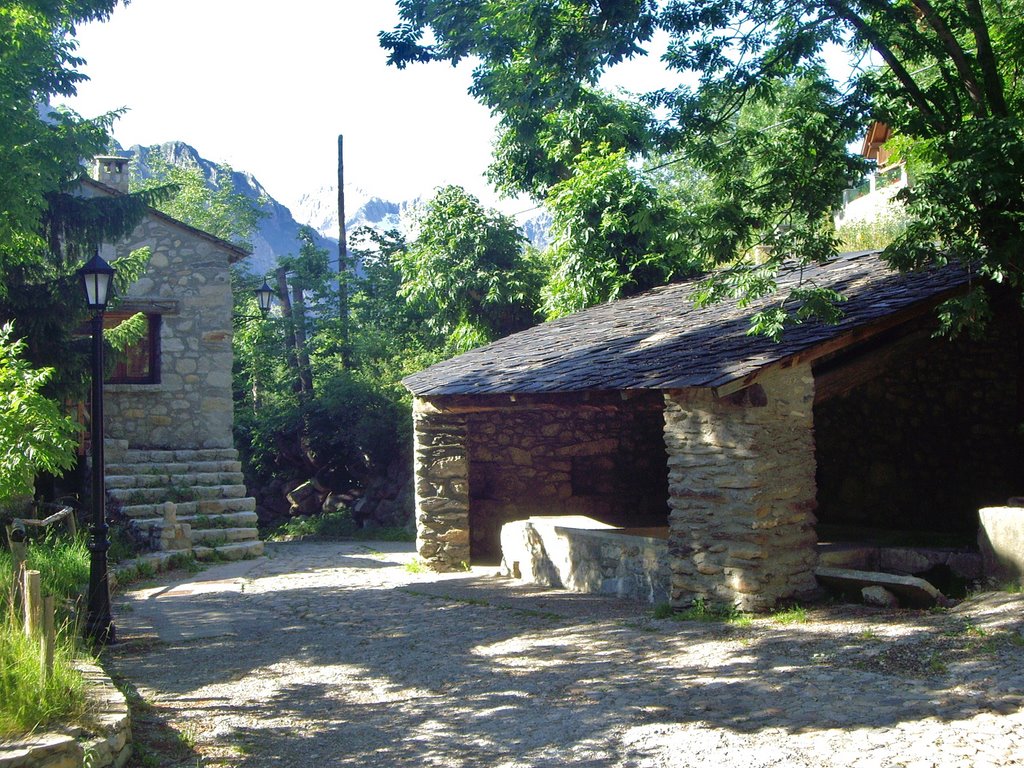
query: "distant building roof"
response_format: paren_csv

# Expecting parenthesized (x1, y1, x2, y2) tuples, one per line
(860, 121, 894, 164)
(402, 251, 969, 398)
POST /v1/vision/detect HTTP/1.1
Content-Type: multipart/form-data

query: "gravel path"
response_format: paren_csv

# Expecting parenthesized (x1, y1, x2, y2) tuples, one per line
(106, 541, 1024, 767)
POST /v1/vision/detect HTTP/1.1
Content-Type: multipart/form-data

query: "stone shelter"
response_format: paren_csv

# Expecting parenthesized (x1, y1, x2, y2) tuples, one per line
(403, 251, 1023, 610)
(78, 156, 262, 560)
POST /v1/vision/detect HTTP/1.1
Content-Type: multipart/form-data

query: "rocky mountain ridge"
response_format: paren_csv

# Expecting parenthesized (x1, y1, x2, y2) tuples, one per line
(122, 140, 551, 275)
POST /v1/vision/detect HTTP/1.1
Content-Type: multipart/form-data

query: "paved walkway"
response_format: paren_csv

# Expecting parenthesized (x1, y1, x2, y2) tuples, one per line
(107, 541, 1024, 767)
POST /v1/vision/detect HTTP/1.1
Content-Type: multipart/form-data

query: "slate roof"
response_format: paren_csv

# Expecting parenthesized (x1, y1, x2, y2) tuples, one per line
(402, 251, 970, 397)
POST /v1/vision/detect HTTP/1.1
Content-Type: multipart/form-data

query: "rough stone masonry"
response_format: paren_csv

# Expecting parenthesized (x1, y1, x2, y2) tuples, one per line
(663, 364, 820, 611)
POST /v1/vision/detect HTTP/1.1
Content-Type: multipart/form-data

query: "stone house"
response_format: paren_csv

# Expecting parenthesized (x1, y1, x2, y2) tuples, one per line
(79, 156, 261, 560)
(403, 251, 1023, 610)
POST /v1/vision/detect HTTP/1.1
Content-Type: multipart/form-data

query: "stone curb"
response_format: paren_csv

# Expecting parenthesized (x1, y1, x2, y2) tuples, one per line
(0, 661, 130, 768)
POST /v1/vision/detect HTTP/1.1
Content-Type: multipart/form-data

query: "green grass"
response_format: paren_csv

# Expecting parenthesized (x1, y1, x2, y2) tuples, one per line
(0, 534, 90, 614)
(769, 604, 809, 624)
(264, 510, 414, 542)
(0, 534, 90, 737)
(0, 608, 87, 737)
(667, 596, 752, 625)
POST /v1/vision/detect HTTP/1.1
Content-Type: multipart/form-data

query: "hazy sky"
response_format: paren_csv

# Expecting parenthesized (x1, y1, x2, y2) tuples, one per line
(60, 1, 510, 212)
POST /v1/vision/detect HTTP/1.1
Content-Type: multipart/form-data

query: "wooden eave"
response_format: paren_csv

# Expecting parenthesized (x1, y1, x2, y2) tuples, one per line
(708, 282, 965, 399)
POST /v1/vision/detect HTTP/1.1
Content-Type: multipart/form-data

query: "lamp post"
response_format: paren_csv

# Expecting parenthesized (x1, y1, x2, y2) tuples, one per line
(254, 281, 274, 315)
(78, 250, 116, 645)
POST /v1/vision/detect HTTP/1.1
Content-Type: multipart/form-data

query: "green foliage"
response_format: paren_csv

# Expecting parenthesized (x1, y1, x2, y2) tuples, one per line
(267, 510, 358, 540)
(0, 534, 89, 737)
(0, 0, 165, 415)
(543, 144, 700, 316)
(384, 0, 1024, 336)
(129, 153, 267, 249)
(0, 324, 78, 503)
(0, 534, 90, 609)
(0, 0, 124, 261)
(398, 185, 543, 351)
(670, 596, 750, 624)
(837, 214, 909, 251)
(0, 609, 86, 737)
(405, 558, 427, 574)
(651, 602, 674, 619)
(238, 366, 406, 485)
(489, 88, 655, 198)
(770, 604, 809, 624)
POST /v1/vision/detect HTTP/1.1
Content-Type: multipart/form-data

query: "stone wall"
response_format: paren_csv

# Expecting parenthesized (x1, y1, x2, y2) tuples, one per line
(814, 306, 1023, 537)
(499, 516, 670, 603)
(664, 364, 819, 612)
(103, 215, 236, 450)
(412, 400, 470, 570)
(465, 394, 668, 560)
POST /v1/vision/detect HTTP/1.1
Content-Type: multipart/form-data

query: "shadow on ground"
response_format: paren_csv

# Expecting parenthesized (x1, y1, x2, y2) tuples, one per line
(103, 542, 1024, 767)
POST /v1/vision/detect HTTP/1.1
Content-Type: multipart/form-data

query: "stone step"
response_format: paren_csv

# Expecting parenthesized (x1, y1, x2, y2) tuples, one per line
(185, 511, 258, 529)
(191, 527, 259, 544)
(105, 471, 245, 490)
(108, 484, 249, 505)
(121, 448, 239, 464)
(127, 511, 258, 532)
(193, 540, 264, 562)
(112, 549, 194, 581)
(118, 496, 256, 519)
(106, 460, 243, 476)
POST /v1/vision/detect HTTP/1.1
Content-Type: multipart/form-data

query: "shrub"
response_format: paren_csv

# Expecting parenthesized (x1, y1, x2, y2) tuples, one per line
(0, 535, 90, 737)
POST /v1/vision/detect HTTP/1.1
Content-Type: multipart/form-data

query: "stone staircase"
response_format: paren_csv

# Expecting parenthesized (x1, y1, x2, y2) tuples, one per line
(105, 440, 263, 561)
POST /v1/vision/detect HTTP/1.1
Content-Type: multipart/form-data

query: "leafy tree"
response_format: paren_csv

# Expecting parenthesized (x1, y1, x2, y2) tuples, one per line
(489, 88, 654, 199)
(0, 324, 77, 505)
(398, 185, 543, 351)
(543, 142, 699, 316)
(0, 0, 166, 405)
(346, 226, 442, 384)
(383, 0, 1024, 336)
(0, 0, 122, 261)
(129, 153, 267, 249)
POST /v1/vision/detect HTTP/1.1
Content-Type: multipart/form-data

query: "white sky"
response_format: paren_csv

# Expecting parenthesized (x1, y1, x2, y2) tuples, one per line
(60, 0, 507, 212)
(60, 3, 860, 218)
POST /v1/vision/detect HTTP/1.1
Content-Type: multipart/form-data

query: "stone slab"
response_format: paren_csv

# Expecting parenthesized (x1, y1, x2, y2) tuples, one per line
(815, 566, 942, 608)
(500, 516, 669, 603)
(978, 506, 1024, 582)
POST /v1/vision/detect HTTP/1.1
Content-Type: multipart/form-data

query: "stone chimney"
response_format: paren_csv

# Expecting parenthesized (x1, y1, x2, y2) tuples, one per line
(92, 155, 130, 193)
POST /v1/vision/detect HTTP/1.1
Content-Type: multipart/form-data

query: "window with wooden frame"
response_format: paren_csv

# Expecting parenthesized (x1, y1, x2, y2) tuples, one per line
(104, 311, 161, 384)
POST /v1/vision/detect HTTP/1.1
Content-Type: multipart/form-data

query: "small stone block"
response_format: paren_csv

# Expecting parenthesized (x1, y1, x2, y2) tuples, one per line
(862, 585, 900, 608)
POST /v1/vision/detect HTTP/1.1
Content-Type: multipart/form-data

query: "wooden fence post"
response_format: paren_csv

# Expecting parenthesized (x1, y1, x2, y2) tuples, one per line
(23, 569, 41, 637)
(6, 522, 28, 610)
(41, 595, 55, 683)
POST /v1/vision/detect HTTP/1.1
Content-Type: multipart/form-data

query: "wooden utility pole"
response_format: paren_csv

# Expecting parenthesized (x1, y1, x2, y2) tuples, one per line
(290, 281, 314, 395)
(275, 267, 301, 394)
(338, 134, 350, 366)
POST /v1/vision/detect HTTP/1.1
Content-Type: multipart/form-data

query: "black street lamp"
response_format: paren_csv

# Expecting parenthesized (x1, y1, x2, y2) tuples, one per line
(78, 250, 116, 645)
(254, 281, 275, 315)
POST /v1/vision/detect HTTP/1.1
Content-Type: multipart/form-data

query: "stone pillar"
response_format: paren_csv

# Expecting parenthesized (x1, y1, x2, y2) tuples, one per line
(663, 364, 819, 612)
(413, 398, 471, 570)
